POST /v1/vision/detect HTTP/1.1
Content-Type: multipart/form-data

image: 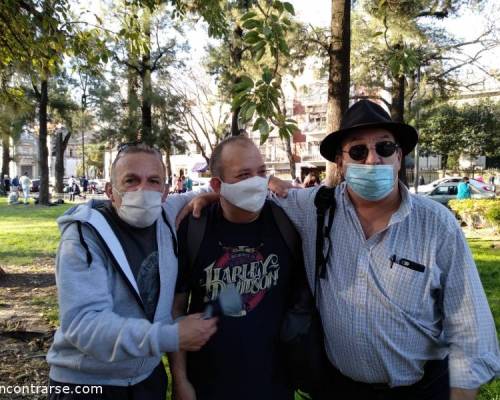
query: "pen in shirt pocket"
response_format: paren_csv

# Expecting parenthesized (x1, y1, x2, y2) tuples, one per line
(389, 254, 425, 273)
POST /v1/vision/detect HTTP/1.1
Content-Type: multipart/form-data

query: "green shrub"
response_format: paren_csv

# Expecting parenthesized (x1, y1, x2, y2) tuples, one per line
(449, 199, 500, 231)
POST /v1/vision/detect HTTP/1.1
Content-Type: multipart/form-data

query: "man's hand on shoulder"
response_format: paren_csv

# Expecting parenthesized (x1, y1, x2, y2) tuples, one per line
(178, 313, 217, 351)
(268, 176, 293, 198)
(175, 192, 220, 228)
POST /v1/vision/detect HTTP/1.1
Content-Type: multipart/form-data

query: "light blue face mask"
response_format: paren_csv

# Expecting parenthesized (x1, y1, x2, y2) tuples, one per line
(345, 164, 396, 201)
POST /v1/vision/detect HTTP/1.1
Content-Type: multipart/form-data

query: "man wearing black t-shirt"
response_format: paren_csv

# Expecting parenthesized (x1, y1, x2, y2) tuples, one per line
(170, 136, 298, 400)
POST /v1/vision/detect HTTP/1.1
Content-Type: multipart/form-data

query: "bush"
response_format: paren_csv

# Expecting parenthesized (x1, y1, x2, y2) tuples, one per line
(449, 199, 500, 231)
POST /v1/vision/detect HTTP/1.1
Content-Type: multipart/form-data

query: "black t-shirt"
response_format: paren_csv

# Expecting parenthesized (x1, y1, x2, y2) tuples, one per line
(176, 201, 294, 400)
(96, 202, 159, 322)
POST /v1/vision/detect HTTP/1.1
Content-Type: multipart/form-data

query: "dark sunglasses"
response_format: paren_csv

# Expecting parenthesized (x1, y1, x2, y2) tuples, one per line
(343, 141, 400, 161)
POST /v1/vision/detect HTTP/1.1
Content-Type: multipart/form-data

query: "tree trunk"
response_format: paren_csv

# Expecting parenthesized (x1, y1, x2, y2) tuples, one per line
(54, 129, 71, 193)
(127, 63, 140, 142)
(164, 144, 172, 186)
(38, 79, 50, 205)
(391, 74, 408, 186)
(442, 153, 448, 175)
(230, 25, 244, 136)
(325, 0, 351, 187)
(141, 10, 153, 144)
(1, 135, 10, 193)
(231, 105, 242, 136)
(285, 136, 296, 179)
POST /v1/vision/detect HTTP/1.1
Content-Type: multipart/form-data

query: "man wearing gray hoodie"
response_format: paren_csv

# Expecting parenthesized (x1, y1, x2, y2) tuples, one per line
(46, 143, 217, 400)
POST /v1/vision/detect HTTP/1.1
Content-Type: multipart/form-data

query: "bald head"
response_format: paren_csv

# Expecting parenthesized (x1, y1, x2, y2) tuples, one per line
(209, 136, 261, 180)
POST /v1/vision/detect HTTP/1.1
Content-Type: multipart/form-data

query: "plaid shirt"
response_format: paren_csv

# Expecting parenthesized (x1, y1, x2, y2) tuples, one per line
(272, 182, 500, 389)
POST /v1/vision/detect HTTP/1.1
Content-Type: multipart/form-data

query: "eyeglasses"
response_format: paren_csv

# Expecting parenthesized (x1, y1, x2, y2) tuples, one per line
(343, 141, 400, 161)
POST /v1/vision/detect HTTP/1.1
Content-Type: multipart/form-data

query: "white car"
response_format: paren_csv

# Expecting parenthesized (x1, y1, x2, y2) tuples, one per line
(410, 177, 495, 194)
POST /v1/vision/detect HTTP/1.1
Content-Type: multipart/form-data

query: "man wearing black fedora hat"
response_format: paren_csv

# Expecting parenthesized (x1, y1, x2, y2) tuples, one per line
(184, 99, 499, 399)
(261, 100, 499, 399)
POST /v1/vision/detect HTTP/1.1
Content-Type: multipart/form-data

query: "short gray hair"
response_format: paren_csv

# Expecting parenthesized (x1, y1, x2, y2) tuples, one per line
(110, 143, 165, 184)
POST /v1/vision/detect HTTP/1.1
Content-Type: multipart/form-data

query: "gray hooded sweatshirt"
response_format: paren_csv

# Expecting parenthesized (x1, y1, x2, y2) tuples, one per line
(46, 194, 194, 386)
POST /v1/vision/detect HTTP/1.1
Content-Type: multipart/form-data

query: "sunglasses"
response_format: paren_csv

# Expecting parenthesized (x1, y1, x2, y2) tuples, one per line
(343, 141, 400, 161)
(117, 141, 161, 155)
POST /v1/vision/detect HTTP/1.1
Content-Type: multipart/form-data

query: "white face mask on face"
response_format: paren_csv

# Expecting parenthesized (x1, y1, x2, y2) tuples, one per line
(220, 175, 269, 213)
(113, 189, 163, 228)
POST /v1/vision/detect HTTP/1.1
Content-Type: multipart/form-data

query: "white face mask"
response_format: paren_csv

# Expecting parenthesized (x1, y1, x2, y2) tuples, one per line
(220, 175, 269, 213)
(113, 189, 163, 228)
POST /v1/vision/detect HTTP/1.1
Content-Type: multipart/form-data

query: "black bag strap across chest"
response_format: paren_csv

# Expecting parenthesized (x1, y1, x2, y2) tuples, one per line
(314, 186, 336, 283)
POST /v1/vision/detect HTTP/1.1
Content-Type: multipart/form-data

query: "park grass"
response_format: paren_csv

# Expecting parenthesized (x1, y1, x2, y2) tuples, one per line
(0, 197, 73, 266)
(0, 198, 498, 397)
(469, 238, 500, 399)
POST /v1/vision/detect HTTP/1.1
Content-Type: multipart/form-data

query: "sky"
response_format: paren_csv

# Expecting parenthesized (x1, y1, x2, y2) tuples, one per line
(288, 0, 500, 90)
(78, 0, 499, 92)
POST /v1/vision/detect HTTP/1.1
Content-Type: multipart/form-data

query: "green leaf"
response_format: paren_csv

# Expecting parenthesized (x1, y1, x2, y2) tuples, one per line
(242, 19, 262, 30)
(241, 11, 258, 21)
(272, 1, 284, 14)
(244, 31, 262, 44)
(254, 43, 266, 61)
(245, 103, 257, 121)
(252, 117, 263, 132)
(278, 38, 289, 55)
(262, 68, 273, 84)
(232, 92, 249, 110)
(259, 118, 270, 137)
(233, 76, 254, 93)
(283, 2, 295, 15)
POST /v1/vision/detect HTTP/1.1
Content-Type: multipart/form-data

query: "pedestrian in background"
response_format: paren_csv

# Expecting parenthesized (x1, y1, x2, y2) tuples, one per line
(457, 176, 471, 200)
(19, 172, 31, 205)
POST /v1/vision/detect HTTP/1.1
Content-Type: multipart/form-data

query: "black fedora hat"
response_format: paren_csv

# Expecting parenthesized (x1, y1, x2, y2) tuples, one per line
(319, 100, 418, 162)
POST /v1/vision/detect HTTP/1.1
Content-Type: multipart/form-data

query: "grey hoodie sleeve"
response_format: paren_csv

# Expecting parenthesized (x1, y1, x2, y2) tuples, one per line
(56, 223, 179, 363)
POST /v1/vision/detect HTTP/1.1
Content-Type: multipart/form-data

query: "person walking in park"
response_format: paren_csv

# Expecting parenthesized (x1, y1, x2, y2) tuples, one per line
(82, 176, 89, 192)
(184, 175, 193, 192)
(11, 175, 19, 190)
(176, 171, 186, 193)
(46, 143, 217, 400)
(457, 176, 472, 200)
(19, 172, 31, 205)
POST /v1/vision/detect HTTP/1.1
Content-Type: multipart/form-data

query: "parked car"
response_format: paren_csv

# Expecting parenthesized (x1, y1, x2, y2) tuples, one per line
(88, 179, 106, 194)
(411, 176, 495, 194)
(424, 181, 496, 206)
(191, 178, 210, 190)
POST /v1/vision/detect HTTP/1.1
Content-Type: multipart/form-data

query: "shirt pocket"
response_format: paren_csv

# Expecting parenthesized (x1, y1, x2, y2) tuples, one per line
(374, 257, 429, 316)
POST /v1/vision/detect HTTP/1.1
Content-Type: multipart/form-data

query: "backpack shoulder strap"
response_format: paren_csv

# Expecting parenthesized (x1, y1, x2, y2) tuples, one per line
(269, 202, 301, 265)
(314, 186, 336, 281)
(186, 211, 208, 272)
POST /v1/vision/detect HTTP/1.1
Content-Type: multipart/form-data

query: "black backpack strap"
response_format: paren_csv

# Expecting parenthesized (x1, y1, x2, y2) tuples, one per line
(314, 186, 336, 281)
(76, 221, 93, 266)
(270, 202, 301, 266)
(186, 212, 208, 272)
(161, 209, 179, 258)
